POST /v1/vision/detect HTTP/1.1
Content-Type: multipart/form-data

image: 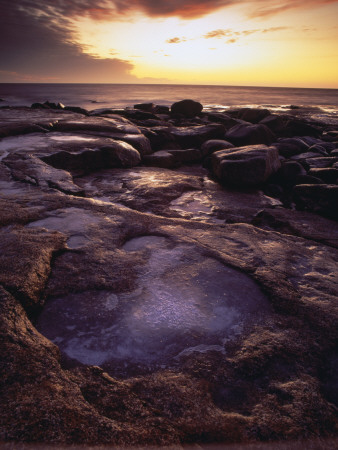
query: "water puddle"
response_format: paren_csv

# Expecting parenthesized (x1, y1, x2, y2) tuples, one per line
(26, 207, 102, 248)
(36, 236, 271, 375)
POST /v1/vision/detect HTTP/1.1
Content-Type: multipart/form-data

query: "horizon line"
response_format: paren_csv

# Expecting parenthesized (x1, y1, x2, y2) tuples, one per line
(0, 82, 337, 90)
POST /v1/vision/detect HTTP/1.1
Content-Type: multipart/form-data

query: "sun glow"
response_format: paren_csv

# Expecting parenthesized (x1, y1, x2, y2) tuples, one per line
(70, 4, 338, 87)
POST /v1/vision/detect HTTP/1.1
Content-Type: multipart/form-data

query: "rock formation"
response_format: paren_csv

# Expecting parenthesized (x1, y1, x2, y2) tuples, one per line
(0, 100, 337, 446)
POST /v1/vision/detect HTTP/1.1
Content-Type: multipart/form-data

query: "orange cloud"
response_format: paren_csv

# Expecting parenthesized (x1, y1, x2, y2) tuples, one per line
(166, 37, 187, 43)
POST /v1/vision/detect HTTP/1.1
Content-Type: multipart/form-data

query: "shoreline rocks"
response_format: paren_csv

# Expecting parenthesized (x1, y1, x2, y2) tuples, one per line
(0, 99, 337, 446)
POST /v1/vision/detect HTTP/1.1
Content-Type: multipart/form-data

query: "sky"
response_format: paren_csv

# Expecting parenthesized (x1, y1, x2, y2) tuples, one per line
(0, 0, 337, 87)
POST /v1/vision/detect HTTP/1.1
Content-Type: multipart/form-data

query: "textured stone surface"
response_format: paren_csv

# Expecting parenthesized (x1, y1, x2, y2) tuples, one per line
(0, 105, 337, 446)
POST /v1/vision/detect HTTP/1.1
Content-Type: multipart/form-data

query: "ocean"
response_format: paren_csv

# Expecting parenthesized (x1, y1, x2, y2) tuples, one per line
(1, 83, 338, 125)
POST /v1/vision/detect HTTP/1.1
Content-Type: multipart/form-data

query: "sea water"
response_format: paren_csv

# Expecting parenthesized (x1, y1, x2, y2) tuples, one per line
(1, 83, 338, 125)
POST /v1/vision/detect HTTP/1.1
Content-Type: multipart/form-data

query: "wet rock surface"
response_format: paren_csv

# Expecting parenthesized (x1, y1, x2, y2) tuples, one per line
(0, 101, 337, 446)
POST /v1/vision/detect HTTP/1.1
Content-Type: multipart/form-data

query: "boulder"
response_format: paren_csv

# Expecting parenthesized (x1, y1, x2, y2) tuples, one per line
(308, 168, 338, 184)
(279, 118, 321, 137)
(259, 114, 287, 133)
(225, 123, 276, 146)
(64, 106, 89, 115)
(166, 148, 201, 164)
(200, 139, 235, 157)
(274, 137, 310, 158)
(293, 184, 338, 219)
(236, 108, 271, 124)
(170, 124, 226, 148)
(142, 151, 176, 169)
(303, 157, 338, 170)
(170, 99, 203, 117)
(212, 145, 281, 186)
(134, 103, 154, 112)
(143, 126, 180, 151)
(277, 161, 307, 187)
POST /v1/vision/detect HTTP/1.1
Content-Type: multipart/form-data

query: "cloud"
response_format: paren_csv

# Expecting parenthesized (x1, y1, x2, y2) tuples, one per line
(204, 29, 233, 39)
(0, 1, 136, 82)
(166, 37, 187, 44)
(247, 0, 338, 18)
(203, 26, 291, 41)
(1, 0, 337, 81)
(261, 27, 290, 33)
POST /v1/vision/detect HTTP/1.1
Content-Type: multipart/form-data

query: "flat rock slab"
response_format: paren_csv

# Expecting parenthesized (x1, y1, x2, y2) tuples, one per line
(0, 107, 85, 137)
(75, 166, 282, 223)
(0, 132, 141, 178)
(0, 106, 338, 446)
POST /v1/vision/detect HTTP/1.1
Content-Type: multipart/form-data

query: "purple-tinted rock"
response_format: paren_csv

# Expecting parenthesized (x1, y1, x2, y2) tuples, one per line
(308, 168, 338, 184)
(212, 144, 281, 186)
(236, 108, 271, 124)
(200, 139, 235, 157)
(171, 99, 203, 117)
(142, 150, 176, 169)
(293, 184, 338, 219)
(167, 148, 201, 164)
(225, 123, 276, 146)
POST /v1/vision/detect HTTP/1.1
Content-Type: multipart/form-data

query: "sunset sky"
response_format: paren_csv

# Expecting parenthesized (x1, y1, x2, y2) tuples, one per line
(1, 0, 338, 87)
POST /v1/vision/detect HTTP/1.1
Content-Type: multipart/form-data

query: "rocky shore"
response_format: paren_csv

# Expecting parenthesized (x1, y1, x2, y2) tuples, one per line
(0, 99, 337, 446)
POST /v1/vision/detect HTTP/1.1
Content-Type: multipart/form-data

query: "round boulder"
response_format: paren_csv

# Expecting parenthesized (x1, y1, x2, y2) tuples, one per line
(170, 99, 203, 117)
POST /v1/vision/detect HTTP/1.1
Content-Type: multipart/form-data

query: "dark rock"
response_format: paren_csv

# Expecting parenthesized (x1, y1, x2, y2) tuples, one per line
(307, 144, 328, 156)
(279, 118, 321, 137)
(120, 108, 159, 120)
(64, 106, 88, 115)
(142, 150, 176, 169)
(200, 139, 235, 157)
(167, 148, 201, 164)
(259, 114, 288, 134)
(294, 174, 324, 185)
(142, 126, 180, 151)
(170, 99, 203, 117)
(303, 157, 338, 169)
(274, 137, 310, 158)
(236, 108, 271, 124)
(31, 102, 50, 109)
(293, 184, 338, 219)
(154, 105, 170, 114)
(170, 124, 226, 148)
(308, 168, 338, 184)
(134, 103, 154, 112)
(277, 161, 307, 187)
(204, 112, 237, 128)
(225, 123, 276, 146)
(290, 151, 324, 162)
(212, 145, 281, 186)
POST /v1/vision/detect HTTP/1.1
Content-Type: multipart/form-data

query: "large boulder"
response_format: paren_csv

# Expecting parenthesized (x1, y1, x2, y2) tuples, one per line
(293, 184, 338, 219)
(170, 99, 203, 117)
(200, 139, 235, 157)
(212, 145, 281, 186)
(170, 124, 226, 148)
(236, 108, 271, 124)
(142, 150, 176, 169)
(225, 123, 276, 146)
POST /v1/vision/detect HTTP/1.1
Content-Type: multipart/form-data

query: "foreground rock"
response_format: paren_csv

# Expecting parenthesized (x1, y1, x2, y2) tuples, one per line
(212, 145, 281, 186)
(171, 99, 203, 117)
(0, 103, 337, 446)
